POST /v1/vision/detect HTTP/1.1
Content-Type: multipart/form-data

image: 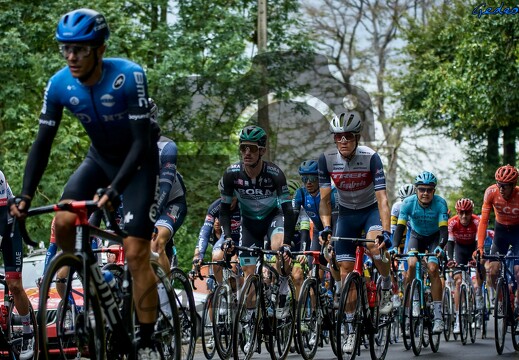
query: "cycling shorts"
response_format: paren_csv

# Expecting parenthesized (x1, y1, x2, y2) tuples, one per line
(155, 199, 187, 238)
(406, 230, 440, 264)
(491, 222, 519, 266)
(3, 222, 23, 278)
(454, 242, 476, 268)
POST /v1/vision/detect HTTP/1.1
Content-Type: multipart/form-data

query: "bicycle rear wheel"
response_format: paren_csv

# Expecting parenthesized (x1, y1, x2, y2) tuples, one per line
(213, 283, 234, 360)
(170, 268, 197, 360)
(232, 275, 260, 360)
(201, 292, 216, 359)
(38, 253, 105, 360)
(336, 272, 361, 360)
(494, 278, 508, 355)
(369, 282, 390, 360)
(468, 287, 477, 343)
(481, 282, 488, 339)
(409, 279, 424, 356)
(296, 279, 319, 360)
(442, 287, 452, 342)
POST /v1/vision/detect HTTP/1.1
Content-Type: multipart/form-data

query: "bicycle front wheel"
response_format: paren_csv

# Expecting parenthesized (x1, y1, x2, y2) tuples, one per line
(401, 283, 411, 350)
(442, 286, 452, 342)
(494, 278, 508, 355)
(409, 279, 424, 356)
(38, 253, 105, 360)
(270, 275, 296, 360)
(468, 287, 477, 344)
(213, 283, 234, 360)
(336, 272, 362, 360)
(170, 268, 197, 360)
(201, 292, 216, 359)
(232, 275, 260, 360)
(296, 278, 319, 360)
(7, 297, 38, 360)
(459, 285, 469, 345)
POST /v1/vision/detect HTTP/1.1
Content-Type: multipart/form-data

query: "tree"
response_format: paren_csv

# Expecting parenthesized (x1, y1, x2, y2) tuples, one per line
(393, 0, 519, 203)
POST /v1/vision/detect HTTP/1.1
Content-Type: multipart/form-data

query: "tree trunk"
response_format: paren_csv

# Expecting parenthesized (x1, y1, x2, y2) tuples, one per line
(502, 125, 516, 166)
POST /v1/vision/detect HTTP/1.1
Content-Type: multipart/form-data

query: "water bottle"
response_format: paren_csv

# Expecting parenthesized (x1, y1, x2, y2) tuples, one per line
(103, 270, 121, 304)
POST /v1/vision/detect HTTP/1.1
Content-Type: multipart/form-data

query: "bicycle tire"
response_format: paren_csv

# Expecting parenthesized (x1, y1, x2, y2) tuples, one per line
(151, 260, 181, 360)
(494, 278, 508, 355)
(38, 253, 105, 360)
(201, 292, 216, 359)
(469, 287, 477, 344)
(6, 297, 38, 360)
(296, 278, 319, 360)
(270, 275, 296, 360)
(401, 283, 411, 350)
(170, 267, 197, 360)
(409, 279, 424, 356)
(336, 272, 361, 360)
(232, 274, 260, 360)
(512, 311, 519, 351)
(459, 285, 469, 345)
(369, 280, 390, 360)
(213, 283, 234, 360)
(442, 287, 452, 342)
(481, 282, 488, 339)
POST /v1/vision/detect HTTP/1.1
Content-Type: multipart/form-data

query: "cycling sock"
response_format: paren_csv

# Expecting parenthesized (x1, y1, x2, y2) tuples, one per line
(157, 283, 171, 317)
(381, 275, 392, 290)
(433, 301, 442, 320)
(20, 313, 31, 334)
(139, 322, 156, 349)
(279, 276, 288, 295)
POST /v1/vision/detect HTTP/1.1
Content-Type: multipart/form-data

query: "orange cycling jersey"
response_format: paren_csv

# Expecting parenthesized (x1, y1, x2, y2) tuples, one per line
(477, 184, 519, 249)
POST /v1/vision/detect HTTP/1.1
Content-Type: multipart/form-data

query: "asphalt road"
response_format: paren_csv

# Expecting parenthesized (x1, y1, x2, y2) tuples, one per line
(193, 314, 518, 360)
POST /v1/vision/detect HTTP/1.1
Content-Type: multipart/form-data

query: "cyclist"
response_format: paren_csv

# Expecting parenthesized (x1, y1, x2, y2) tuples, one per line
(8, 9, 160, 358)
(149, 99, 187, 272)
(392, 171, 449, 334)
(476, 164, 519, 313)
(318, 111, 394, 353)
(0, 170, 35, 359)
(219, 125, 296, 326)
(447, 198, 481, 334)
(192, 179, 241, 286)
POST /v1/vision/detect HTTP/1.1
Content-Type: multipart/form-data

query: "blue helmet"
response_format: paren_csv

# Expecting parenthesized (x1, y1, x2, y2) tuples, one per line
(56, 9, 110, 44)
(298, 160, 318, 175)
(414, 171, 437, 186)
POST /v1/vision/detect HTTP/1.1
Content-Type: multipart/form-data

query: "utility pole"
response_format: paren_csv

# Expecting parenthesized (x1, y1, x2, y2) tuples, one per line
(257, 0, 270, 160)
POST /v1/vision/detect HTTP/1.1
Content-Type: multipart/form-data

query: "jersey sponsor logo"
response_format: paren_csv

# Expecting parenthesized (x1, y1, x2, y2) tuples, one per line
(39, 119, 56, 127)
(258, 176, 272, 187)
(231, 219, 240, 231)
(235, 179, 244, 186)
(133, 72, 148, 107)
(128, 113, 148, 121)
(113, 74, 125, 89)
(0, 199, 6, 206)
(332, 171, 368, 179)
(230, 164, 240, 169)
(100, 94, 115, 107)
(102, 112, 126, 122)
(494, 204, 519, 215)
(237, 188, 274, 197)
(205, 214, 214, 222)
(70, 96, 79, 106)
(42, 81, 51, 114)
(67, 85, 76, 91)
(163, 162, 176, 170)
(266, 165, 280, 175)
(76, 113, 92, 124)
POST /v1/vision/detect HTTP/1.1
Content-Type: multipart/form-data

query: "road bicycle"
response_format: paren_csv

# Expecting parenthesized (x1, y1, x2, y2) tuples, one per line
(482, 252, 519, 354)
(18, 200, 181, 360)
(441, 267, 455, 342)
(473, 254, 489, 340)
(291, 249, 337, 360)
(397, 252, 441, 356)
(0, 273, 38, 360)
(447, 261, 477, 345)
(334, 237, 391, 360)
(231, 245, 296, 360)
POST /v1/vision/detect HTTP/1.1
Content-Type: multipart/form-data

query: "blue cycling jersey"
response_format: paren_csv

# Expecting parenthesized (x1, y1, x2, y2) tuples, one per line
(397, 194, 449, 236)
(293, 187, 338, 231)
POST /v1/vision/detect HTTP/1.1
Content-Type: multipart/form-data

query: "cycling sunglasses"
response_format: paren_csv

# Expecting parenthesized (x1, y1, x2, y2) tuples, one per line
(301, 175, 318, 183)
(239, 144, 262, 154)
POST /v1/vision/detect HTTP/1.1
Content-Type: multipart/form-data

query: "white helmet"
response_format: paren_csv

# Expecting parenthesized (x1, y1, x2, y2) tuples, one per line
(329, 111, 362, 134)
(398, 183, 415, 200)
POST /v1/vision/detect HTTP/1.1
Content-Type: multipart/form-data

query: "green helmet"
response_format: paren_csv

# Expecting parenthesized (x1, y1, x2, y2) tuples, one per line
(239, 125, 267, 147)
(287, 179, 302, 197)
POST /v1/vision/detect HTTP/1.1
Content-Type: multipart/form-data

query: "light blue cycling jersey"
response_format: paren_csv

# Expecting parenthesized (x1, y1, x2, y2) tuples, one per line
(397, 194, 449, 236)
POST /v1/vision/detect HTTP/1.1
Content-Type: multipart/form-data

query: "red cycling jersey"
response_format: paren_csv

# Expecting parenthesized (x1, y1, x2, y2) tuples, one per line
(477, 184, 519, 250)
(448, 214, 479, 246)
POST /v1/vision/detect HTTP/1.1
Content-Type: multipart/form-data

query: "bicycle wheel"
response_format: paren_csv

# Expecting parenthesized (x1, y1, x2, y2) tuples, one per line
(213, 283, 233, 360)
(469, 287, 477, 344)
(201, 292, 216, 359)
(401, 283, 411, 351)
(296, 279, 319, 360)
(494, 278, 508, 355)
(336, 272, 361, 360)
(426, 296, 440, 353)
(232, 275, 260, 360)
(151, 261, 181, 360)
(442, 287, 452, 342)
(270, 276, 296, 360)
(459, 285, 469, 345)
(409, 279, 424, 356)
(512, 312, 519, 351)
(170, 268, 197, 360)
(481, 282, 488, 339)
(6, 298, 38, 360)
(38, 253, 105, 360)
(369, 282, 390, 360)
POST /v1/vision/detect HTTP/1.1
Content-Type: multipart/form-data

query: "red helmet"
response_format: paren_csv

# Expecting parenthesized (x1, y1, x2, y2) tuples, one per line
(495, 164, 519, 183)
(455, 198, 474, 212)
